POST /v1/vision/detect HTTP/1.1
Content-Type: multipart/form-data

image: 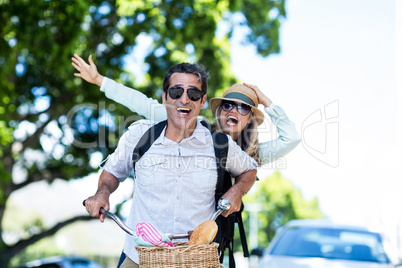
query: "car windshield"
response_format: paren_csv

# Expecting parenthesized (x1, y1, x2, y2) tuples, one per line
(270, 226, 390, 263)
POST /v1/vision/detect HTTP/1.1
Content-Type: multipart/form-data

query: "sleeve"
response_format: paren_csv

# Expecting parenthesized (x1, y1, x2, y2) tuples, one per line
(103, 121, 150, 181)
(225, 136, 258, 177)
(101, 77, 168, 122)
(259, 103, 301, 165)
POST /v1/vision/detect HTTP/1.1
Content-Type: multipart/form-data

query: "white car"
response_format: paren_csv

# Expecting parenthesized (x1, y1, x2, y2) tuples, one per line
(257, 219, 393, 268)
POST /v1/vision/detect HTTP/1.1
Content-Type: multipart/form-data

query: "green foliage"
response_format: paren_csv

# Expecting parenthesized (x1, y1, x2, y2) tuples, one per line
(3, 201, 64, 267)
(3, 200, 45, 240)
(0, 0, 286, 265)
(0, 0, 129, 264)
(240, 171, 324, 249)
(115, 0, 286, 101)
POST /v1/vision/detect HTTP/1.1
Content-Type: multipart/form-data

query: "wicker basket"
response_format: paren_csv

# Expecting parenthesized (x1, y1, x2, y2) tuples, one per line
(136, 242, 221, 268)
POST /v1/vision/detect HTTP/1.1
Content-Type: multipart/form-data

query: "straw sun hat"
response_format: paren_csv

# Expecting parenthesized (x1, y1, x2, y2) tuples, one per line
(210, 84, 265, 125)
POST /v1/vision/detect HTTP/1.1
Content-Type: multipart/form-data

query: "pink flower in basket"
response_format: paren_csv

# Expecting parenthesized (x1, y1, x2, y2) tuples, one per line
(134, 222, 174, 247)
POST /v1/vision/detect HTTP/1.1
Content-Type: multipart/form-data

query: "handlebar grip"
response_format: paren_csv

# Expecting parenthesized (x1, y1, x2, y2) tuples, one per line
(83, 199, 105, 215)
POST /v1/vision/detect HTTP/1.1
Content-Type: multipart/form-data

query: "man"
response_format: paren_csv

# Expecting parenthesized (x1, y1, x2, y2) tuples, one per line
(84, 62, 257, 267)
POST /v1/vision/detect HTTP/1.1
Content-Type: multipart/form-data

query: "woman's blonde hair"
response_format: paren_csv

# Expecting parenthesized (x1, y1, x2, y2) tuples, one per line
(214, 106, 262, 166)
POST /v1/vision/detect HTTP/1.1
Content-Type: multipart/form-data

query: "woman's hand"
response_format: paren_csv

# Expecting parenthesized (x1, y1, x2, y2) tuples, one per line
(243, 82, 272, 108)
(72, 54, 104, 87)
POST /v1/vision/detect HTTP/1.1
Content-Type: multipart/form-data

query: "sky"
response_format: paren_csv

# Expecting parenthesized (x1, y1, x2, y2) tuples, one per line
(8, 0, 402, 261)
(229, 0, 401, 255)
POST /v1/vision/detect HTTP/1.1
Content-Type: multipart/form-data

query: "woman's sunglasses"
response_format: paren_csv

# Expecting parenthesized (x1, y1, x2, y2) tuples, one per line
(220, 100, 252, 116)
(166, 86, 204, 101)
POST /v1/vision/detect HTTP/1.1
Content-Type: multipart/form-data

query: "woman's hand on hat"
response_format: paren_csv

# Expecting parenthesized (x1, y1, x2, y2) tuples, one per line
(72, 54, 104, 87)
(243, 82, 272, 108)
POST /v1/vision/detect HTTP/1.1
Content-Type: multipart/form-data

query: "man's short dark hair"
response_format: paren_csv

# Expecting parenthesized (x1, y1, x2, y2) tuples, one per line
(163, 62, 209, 94)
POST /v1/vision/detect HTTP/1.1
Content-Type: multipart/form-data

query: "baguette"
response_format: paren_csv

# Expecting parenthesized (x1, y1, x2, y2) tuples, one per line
(188, 220, 218, 245)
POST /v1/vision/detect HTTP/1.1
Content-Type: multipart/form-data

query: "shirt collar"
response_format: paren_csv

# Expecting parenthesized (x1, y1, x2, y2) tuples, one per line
(154, 119, 208, 145)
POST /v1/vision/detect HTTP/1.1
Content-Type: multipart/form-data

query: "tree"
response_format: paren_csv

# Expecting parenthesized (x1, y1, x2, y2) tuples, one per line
(3, 201, 65, 266)
(0, 0, 285, 266)
(240, 171, 324, 250)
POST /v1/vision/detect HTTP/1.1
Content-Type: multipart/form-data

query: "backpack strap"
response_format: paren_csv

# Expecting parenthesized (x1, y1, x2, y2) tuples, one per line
(132, 120, 167, 170)
(237, 208, 250, 257)
(201, 120, 251, 267)
(200, 120, 228, 198)
(200, 121, 251, 266)
(228, 243, 235, 268)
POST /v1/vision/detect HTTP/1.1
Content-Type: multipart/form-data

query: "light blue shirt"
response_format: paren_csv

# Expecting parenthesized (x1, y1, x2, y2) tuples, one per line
(101, 77, 301, 165)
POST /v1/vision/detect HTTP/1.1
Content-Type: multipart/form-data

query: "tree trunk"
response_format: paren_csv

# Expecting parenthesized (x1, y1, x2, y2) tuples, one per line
(0, 249, 13, 268)
(0, 215, 94, 267)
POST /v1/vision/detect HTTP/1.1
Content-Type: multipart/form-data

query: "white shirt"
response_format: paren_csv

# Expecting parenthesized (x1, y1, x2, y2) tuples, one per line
(100, 77, 301, 165)
(103, 119, 257, 263)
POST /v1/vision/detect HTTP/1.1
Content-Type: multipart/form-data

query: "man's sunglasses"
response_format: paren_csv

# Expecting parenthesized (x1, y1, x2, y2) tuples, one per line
(166, 86, 204, 101)
(220, 100, 252, 116)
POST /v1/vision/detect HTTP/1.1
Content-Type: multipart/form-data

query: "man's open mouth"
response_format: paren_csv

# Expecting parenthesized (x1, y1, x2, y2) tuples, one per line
(177, 107, 192, 115)
(226, 115, 238, 126)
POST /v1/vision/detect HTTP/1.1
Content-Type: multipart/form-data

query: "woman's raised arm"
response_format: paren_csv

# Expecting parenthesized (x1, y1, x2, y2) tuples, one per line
(72, 54, 166, 122)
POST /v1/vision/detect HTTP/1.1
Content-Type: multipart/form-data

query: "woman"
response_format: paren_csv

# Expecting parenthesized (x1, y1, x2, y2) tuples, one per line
(72, 54, 300, 165)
